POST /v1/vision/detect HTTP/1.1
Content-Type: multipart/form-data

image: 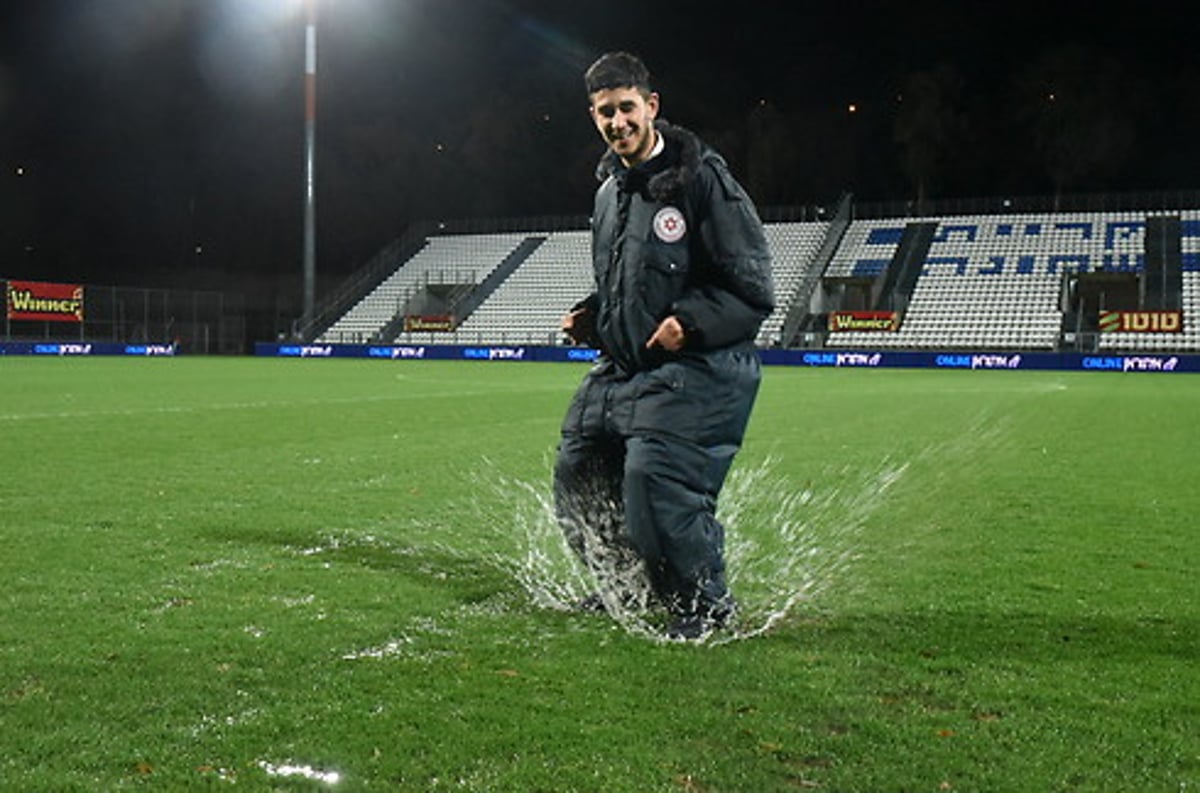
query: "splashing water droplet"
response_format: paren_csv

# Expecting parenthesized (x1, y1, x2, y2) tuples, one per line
(715, 455, 907, 642)
(476, 454, 907, 643)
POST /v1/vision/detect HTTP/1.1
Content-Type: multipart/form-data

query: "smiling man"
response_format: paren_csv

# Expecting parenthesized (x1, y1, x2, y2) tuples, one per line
(554, 51, 776, 641)
(590, 78, 659, 167)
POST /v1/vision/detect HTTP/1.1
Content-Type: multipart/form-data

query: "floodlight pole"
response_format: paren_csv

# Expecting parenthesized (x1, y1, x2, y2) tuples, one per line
(301, 0, 317, 335)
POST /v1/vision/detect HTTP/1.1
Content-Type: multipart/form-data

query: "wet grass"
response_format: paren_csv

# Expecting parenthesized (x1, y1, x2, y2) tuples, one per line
(0, 358, 1196, 790)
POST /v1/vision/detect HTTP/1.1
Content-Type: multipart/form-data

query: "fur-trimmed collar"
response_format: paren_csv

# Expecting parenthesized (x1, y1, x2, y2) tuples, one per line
(595, 120, 704, 202)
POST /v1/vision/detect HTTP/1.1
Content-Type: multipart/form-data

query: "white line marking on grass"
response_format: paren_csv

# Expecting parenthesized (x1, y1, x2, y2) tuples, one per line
(0, 392, 481, 422)
(0, 384, 572, 423)
(930, 379, 1070, 395)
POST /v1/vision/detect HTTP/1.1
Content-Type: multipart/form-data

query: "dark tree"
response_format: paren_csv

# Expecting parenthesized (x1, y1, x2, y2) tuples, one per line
(893, 64, 968, 213)
(1014, 44, 1141, 204)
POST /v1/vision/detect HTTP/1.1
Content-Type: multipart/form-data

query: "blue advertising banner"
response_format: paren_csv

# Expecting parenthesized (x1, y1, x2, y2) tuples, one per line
(251, 343, 1200, 374)
(759, 348, 1200, 373)
(3, 339, 1194, 373)
(254, 342, 602, 364)
(0, 342, 176, 356)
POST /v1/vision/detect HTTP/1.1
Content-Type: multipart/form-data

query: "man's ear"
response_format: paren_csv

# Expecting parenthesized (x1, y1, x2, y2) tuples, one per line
(646, 92, 660, 119)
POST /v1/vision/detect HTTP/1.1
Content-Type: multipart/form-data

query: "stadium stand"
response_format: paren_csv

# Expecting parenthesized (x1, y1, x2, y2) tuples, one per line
(318, 232, 532, 344)
(310, 202, 1200, 354)
(361, 223, 832, 347)
(441, 230, 594, 346)
(756, 222, 830, 347)
(825, 209, 1196, 353)
(826, 213, 1106, 350)
(1094, 210, 1199, 352)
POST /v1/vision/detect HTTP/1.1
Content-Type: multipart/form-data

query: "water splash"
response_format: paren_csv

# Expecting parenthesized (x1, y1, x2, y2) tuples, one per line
(716, 455, 907, 642)
(483, 472, 663, 640)
(478, 454, 907, 643)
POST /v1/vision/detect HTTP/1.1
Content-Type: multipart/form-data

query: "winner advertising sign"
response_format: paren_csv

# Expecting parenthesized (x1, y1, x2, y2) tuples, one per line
(6, 280, 85, 323)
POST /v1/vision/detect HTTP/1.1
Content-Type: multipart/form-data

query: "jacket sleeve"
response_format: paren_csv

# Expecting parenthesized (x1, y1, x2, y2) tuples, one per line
(670, 160, 775, 350)
(566, 292, 602, 348)
(571, 292, 600, 314)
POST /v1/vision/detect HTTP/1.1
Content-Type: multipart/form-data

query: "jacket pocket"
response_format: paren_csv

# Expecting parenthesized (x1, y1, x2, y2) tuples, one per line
(628, 362, 686, 435)
(639, 256, 688, 320)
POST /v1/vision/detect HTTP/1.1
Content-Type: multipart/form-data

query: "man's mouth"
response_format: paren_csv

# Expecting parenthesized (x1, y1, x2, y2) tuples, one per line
(609, 128, 636, 144)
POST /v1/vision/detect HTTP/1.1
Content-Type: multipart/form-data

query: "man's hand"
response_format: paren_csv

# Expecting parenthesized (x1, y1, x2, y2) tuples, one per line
(646, 315, 686, 352)
(561, 307, 596, 345)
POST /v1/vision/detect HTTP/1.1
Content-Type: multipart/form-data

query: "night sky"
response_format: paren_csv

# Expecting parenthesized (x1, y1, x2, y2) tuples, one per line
(2, 0, 1199, 324)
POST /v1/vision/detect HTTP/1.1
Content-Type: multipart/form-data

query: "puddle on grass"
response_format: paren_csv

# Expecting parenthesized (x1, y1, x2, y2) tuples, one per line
(316, 446, 923, 651)
(341, 616, 457, 661)
(477, 453, 908, 644)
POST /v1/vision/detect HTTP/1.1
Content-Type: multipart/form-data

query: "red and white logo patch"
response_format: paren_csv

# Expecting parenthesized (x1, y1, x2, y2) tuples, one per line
(653, 206, 687, 243)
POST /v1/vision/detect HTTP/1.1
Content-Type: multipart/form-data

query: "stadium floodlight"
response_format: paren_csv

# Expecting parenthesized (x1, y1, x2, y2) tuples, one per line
(231, 0, 318, 335)
(302, 0, 317, 334)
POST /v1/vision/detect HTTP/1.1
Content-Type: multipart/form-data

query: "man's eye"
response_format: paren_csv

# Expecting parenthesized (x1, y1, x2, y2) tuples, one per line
(597, 107, 616, 118)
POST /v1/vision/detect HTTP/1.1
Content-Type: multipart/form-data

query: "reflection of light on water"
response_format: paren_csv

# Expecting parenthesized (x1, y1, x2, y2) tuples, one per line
(259, 760, 341, 785)
(342, 636, 411, 660)
(481, 454, 907, 643)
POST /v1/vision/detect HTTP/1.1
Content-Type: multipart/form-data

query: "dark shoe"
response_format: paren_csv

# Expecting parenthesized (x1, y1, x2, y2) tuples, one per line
(664, 599, 737, 642)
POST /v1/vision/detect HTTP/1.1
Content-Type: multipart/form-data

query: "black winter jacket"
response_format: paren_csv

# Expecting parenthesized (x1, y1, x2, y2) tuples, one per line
(578, 121, 775, 375)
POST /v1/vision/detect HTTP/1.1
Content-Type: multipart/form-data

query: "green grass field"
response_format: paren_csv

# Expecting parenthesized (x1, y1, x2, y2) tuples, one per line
(1, 357, 1196, 791)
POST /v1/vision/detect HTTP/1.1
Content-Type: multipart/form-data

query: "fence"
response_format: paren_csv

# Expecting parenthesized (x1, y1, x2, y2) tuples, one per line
(2, 279, 245, 354)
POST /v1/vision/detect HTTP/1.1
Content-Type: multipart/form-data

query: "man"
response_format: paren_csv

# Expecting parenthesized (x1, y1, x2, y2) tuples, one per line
(554, 51, 775, 641)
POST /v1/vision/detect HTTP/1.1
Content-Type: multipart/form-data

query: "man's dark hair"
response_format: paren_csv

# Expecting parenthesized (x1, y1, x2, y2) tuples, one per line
(584, 51, 653, 98)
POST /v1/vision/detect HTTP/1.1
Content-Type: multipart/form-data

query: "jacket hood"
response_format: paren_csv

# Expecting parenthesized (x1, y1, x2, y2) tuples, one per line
(594, 120, 704, 202)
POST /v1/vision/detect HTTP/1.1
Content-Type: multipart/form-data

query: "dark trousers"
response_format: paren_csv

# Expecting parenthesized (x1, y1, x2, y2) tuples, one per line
(553, 349, 761, 613)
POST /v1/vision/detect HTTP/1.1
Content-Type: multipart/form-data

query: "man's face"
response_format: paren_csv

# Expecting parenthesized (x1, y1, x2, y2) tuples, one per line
(589, 86, 659, 167)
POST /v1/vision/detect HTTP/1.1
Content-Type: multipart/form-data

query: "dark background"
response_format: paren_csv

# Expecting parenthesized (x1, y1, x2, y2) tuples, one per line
(2, 0, 1198, 337)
